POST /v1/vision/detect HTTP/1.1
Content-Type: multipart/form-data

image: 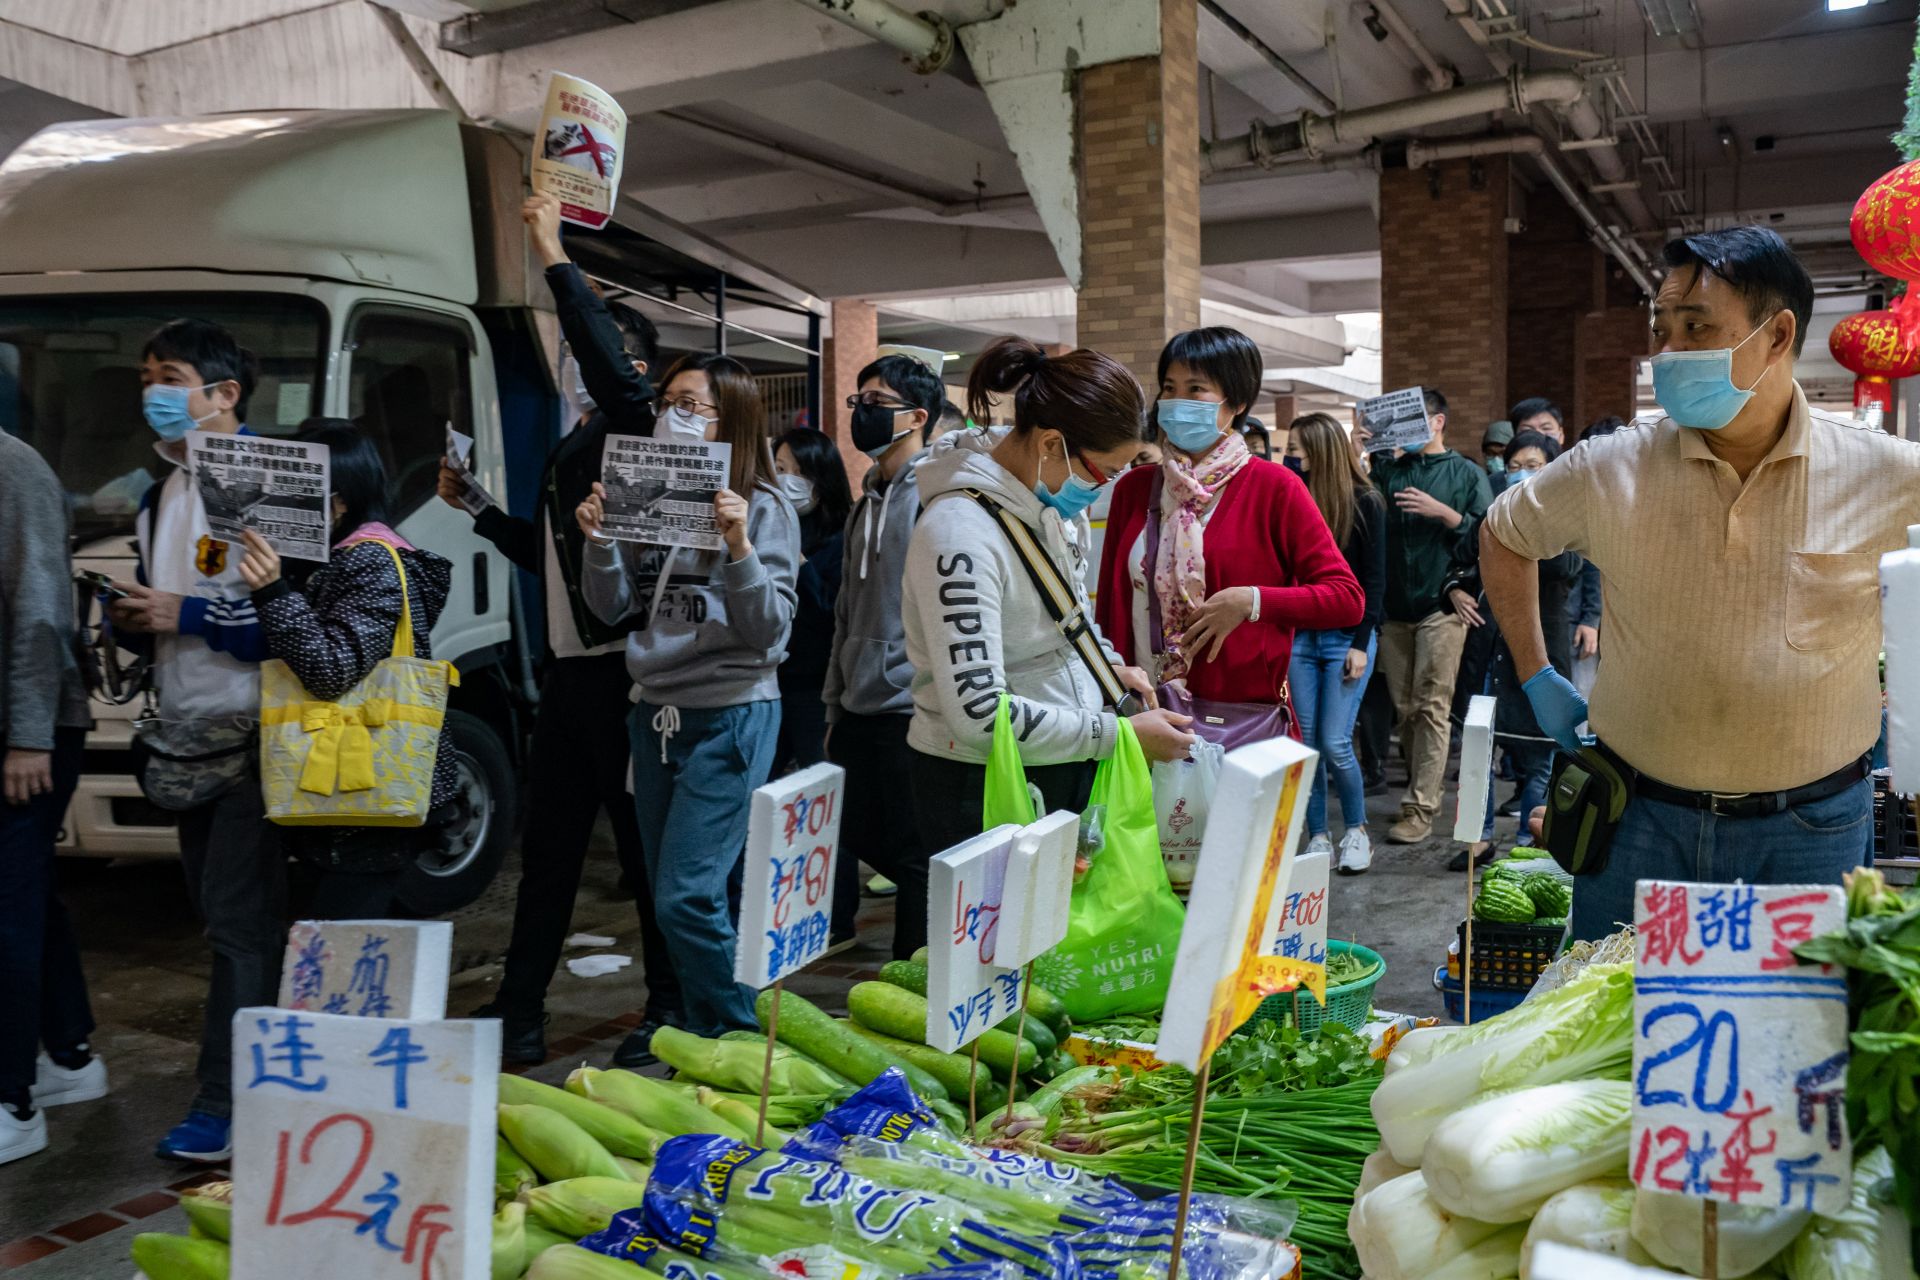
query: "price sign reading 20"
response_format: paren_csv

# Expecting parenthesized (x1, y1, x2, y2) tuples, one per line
(1628, 880, 1851, 1217)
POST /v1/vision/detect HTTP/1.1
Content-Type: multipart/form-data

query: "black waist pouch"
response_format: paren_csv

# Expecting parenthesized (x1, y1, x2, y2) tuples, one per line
(1541, 747, 1631, 877)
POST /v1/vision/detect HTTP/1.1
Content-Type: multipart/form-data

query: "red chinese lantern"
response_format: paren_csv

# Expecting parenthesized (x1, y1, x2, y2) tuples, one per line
(1829, 309, 1920, 420)
(1852, 159, 1920, 279)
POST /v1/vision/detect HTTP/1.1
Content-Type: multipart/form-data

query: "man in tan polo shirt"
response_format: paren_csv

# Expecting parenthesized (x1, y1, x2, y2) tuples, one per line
(1482, 226, 1920, 940)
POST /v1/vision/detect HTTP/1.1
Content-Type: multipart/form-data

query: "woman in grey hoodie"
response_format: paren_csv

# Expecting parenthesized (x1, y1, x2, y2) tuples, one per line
(904, 337, 1198, 855)
(578, 353, 800, 1037)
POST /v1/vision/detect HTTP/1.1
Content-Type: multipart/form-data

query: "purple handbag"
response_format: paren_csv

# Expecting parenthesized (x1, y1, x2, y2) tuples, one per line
(1143, 469, 1295, 750)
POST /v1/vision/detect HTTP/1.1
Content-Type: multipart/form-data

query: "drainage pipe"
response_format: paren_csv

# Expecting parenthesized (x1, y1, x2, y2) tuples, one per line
(793, 0, 954, 74)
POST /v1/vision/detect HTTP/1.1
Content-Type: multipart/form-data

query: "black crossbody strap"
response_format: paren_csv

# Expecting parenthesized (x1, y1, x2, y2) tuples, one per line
(961, 488, 1130, 711)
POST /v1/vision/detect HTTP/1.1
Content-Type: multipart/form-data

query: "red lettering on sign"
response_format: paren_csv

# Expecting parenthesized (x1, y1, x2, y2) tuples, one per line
(276, 1113, 376, 1229)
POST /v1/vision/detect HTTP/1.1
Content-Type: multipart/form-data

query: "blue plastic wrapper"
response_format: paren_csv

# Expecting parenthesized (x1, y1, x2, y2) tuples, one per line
(577, 1207, 762, 1280)
(782, 1068, 942, 1162)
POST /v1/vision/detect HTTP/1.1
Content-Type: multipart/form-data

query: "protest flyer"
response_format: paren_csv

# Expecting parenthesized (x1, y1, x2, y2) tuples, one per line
(185, 432, 331, 562)
(600, 434, 731, 552)
(443, 424, 496, 516)
(531, 72, 627, 230)
(1356, 385, 1431, 454)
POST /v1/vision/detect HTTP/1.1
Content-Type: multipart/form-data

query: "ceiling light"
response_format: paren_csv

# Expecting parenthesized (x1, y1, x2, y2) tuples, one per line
(1826, 0, 1877, 10)
(1636, 0, 1700, 36)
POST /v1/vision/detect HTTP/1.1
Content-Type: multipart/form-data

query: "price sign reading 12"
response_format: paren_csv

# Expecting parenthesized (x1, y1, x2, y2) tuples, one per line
(1629, 880, 1850, 1217)
(232, 1010, 498, 1280)
(735, 762, 845, 988)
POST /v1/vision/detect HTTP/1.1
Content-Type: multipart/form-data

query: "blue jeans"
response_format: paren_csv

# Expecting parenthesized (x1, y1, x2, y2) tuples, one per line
(1568, 778, 1874, 943)
(1290, 628, 1377, 835)
(631, 699, 780, 1036)
(1482, 739, 1555, 843)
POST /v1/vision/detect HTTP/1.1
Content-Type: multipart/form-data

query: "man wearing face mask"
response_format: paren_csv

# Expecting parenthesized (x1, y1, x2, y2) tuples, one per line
(106, 319, 279, 1163)
(1482, 226, 1920, 941)
(821, 353, 945, 959)
(444, 192, 683, 1067)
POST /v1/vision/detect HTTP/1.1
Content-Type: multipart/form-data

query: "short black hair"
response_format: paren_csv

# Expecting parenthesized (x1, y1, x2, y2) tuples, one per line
(1423, 387, 1448, 418)
(1508, 397, 1563, 426)
(608, 302, 659, 370)
(143, 318, 258, 420)
(774, 426, 852, 547)
(858, 354, 945, 428)
(1506, 428, 1561, 465)
(1661, 226, 1814, 357)
(296, 418, 391, 541)
(1157, 328, 1262, 428)
(1580, 415, 1625, 442)
(936, 400, 964, 441)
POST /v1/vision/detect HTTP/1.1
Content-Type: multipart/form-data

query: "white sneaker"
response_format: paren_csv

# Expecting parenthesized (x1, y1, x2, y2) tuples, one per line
(0, 1105, 47, 1166)
(1306, 833, 1334, 858)
(31, 1053, 108, 1108)
(1337, 827, 1374, 875)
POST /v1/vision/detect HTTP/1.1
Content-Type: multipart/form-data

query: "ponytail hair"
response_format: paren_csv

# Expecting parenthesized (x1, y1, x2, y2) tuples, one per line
(966, 336, 1143, 455)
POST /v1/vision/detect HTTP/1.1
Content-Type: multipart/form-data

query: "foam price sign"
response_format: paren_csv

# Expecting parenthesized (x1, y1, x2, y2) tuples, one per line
(995, 810, 1078, 967)
(1881, 534, 1920, 794)
(1630, 880, 1850, 1216)
(1158, 736, 1318, 1070)
(279, 920, 452, 1021)
(1268, 845, 1329, 1005)
(927, 824, 1023, 1052)
(231, 1009, 498, 1280)
(735, 762, 845, 988)
(1452, 695, 1496, 842)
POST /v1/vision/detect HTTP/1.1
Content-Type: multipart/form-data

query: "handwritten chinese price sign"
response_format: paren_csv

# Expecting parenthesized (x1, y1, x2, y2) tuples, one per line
(1881, 541, 1920, 794)
(735, 762, 845, 988)
(1159, 736, 1319, 1070)
(927, 824, 1022, 1053)
(232, 1009, 499, 1280)
(1268, 844, 1330, 1005)
(1630, 880, 1851, 1217)
(279, 921, 452, 1021)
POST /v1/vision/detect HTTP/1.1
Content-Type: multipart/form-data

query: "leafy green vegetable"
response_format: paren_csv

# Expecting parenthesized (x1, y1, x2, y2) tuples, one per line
(1325, 949, 1380, 987)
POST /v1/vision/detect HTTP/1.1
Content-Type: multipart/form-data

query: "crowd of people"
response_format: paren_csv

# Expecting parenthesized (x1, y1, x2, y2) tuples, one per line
(1, 218, 1906, 1182)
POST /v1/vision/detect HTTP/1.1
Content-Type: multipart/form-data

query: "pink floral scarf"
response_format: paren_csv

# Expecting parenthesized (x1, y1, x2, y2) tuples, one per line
(1153, 431, 1252, 679)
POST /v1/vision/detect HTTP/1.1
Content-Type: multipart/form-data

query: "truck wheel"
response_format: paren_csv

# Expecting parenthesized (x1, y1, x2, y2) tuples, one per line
(395, 708, 517, 916)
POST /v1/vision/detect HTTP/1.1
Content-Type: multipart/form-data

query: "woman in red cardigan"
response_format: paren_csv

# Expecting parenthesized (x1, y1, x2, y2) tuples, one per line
(1095, 328, 1365, 740)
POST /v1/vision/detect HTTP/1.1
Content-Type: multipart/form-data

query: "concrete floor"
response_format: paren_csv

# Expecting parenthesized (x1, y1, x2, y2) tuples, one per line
(0, 763, 1508, 1275)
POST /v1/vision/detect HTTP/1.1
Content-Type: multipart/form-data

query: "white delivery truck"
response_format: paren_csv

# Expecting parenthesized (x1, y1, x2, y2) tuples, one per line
(0, 108, 825, 912)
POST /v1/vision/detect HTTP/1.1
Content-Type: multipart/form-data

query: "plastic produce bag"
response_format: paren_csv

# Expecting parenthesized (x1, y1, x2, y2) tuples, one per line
(983, 694, 1040, 828)
(1023, 719, 1186, 1020)
(1151, 739, 1223, 890)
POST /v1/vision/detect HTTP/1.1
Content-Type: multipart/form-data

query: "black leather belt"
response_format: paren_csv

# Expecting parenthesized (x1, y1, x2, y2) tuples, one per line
(1594, 742, 1872, 820)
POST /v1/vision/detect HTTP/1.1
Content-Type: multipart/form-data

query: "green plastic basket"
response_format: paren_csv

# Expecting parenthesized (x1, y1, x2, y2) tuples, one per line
(1246, 940, 1385, 1036)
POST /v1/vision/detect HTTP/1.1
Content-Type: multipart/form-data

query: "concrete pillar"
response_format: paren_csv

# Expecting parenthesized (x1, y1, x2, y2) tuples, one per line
(1268, 393, 1297, 429)
(1380, 155, 1510, 455)
(1074, 0, 1201, 389)
(823, 298, 877, 490)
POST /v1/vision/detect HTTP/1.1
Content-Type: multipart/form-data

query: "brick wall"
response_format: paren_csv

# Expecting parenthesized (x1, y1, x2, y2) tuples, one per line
(1379, 155, 1510, 454)
(1576, 306, 1649, 432)
(823, 298, 877, 491)
(1505, 199, 1649, 434)
(1074, 0, 1201, 390)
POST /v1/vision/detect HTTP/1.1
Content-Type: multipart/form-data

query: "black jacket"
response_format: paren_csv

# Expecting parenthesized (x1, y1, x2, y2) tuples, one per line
(778, 521, 845, 699)
(473, 262, 657, 654)
(1443, 548, 1582, 743)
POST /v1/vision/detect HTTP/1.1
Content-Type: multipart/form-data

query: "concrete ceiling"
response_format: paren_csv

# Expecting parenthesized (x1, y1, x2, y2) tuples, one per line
(0, 0, 1908, 385)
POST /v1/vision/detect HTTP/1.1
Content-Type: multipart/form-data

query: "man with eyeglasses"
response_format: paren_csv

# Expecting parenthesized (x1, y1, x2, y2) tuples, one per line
(443, 191, 683, 1068)
(823, 353, 947, 959)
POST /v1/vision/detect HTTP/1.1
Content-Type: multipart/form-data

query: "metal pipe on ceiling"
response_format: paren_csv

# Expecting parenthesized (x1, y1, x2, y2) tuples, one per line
(1369, 0, 1453, 93)
(1208, 67, 1586, 169)
(1197, 0, 1336, 113)
(1400, 132, 1656, 293)
(792, 0, 954, 74)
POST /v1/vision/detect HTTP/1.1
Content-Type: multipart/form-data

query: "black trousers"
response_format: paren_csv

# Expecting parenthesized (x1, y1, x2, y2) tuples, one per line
(829, 714, 930, 958)
(0, 728, 92, 1102)
(909, 747, 1096, 941)
(495, 652, 681, 1021)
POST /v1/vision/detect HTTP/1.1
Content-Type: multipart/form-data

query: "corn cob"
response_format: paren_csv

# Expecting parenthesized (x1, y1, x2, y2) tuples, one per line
(131, 1233, 229, 1280)
(498, 1103, 630, 1183)
(569, 1067, 751, 1142)
(500, 1072, 665, 1158)
(492, 1201, 527, 1280)
(178, 1181, 232, 1243)
(521, 1176, 651, 1239)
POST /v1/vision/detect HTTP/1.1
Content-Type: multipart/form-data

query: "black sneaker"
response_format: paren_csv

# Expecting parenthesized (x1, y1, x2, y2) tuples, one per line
(612, 1019, 668, 1069)
(472, 1002, 548, 1066)
(1446, 844, 1499, 873)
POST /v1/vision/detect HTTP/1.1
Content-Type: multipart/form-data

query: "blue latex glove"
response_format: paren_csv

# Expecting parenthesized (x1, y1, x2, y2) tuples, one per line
(1522, 665, 1589, 754)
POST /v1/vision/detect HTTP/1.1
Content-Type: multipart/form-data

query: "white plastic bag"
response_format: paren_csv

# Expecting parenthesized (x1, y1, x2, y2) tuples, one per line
(1151, 739, 1224, 889)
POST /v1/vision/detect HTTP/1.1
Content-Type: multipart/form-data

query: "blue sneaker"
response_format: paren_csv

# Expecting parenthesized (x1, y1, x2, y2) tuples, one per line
(155, 1111, 231, 1163)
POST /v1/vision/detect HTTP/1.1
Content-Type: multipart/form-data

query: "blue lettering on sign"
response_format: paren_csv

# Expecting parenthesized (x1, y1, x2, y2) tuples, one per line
(996, 971, 1021, 1016)
(1636, 1002, 1740, 1113)
(1694, 886, 1757, 952)
(321, 992, 350, 1015)
(370, 1026, 429, 1110)
(354, 1172, 404, 1252)
(289, 934, 327, 1004)
(1794, 1053, 1848, 1150)
(1777, 1155, 1842, 1211)
(349, 934, 393, 1018)
(248, 1014, 328, 1092)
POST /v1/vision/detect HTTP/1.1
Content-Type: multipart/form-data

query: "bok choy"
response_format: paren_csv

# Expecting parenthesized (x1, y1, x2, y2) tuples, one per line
(1422, 1080, 1633, 1224)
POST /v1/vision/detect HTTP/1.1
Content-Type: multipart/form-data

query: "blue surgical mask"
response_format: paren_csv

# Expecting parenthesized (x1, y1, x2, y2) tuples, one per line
(1033, 448, 1106, 521)
(1485, 455, 1506, 474)
(142, 383, 217, 441)
(1649, 325, 1773, 431)
(1506, 468, 1538, 485)
(1156, 399, 1222, 454)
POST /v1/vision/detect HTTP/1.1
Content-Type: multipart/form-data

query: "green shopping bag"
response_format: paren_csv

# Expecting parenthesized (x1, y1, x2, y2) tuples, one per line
(983, 710, 1184, 1021)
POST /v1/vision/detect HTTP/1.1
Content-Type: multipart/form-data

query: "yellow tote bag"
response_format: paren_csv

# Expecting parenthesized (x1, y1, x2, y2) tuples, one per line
(260, 539, 458, 827)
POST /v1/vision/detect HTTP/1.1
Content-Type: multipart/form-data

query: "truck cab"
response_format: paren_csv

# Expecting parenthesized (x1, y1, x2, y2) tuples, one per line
(0, 108, 825, 912)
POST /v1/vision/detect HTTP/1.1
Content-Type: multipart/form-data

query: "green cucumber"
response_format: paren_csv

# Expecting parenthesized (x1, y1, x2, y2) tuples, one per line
(848, 981, 1037, 1076)
(755, 988, 949, 1102)
(881, 960, 1070, 1045)
(909, 946, 930, 965)
(843, 1021, 1008, 1112)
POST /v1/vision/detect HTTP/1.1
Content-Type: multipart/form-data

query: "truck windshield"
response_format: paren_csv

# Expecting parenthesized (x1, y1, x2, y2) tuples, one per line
(0, 293, 326, 544)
